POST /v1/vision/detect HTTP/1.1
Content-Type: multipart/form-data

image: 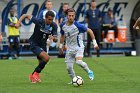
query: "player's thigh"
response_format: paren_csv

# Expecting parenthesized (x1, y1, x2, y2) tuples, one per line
(8, 36, 14, 45)
(14, 36, 20, 45)
(30, 42, 46, 56)
(75, 47, 84, 60)
(65, 52, 75, 63)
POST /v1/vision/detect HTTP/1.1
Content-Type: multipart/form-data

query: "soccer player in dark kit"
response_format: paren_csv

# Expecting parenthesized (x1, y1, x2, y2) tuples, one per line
(15, 11, 57, 83)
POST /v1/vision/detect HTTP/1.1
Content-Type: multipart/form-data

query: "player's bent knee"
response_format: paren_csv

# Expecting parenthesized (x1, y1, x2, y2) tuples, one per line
(44, 56, 50, 62)
(39, 51, 50, 63)
(76, 60, 87, 68)
(76, 60, 83, 64)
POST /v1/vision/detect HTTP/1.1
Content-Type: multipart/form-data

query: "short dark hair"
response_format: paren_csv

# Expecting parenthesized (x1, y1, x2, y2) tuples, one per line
(65, 8, 76, 15)
(45, 11, 55, 18)
(63, 3, 69, 6)
(91, 0, 96, 2)
(45, 0, 52, 3)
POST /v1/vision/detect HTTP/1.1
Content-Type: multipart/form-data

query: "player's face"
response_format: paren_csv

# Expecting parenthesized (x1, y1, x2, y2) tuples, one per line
(108, 11, 113, 16)
(45, 2, 53, 10)
(45, 16, 53, 25)
(63, 5, 69, 12)
(10, 10, 14, 16)
(67, 12, 75, 23)
(91, 2, 96, 8)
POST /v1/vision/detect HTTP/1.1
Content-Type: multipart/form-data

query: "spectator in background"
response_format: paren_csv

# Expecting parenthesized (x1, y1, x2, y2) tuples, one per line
(38, 0, 59, 25)
(59, 3, 69, 24)
(102, 8, 118, 42)
(7, 8, 20, 60)
(38, 0, 59, 53)
(85, 0, 101, 57)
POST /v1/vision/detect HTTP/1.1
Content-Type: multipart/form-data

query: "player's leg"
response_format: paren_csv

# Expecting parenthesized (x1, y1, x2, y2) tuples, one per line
(8, 36, 14, 59)
(112, 26, 119, 42)
(103, 26, 109, 42)
(65, 52, 76, 81)
(75, 47, 94, 80)
(14, 36, 20, 58)
(29, 43, 49, 83)
(31, 57, 47, 82)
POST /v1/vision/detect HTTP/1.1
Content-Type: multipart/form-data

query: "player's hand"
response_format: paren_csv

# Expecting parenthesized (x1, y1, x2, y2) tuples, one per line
(94, 45, 99, 50)
(48, 35, 54, 40)
(47, 38, 53, 46)
(15, 22, 21, 29)
(59, 43, 64, 54)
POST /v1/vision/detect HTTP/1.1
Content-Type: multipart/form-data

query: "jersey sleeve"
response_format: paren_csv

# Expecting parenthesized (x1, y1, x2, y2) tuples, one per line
(31, 17, 41, 25)
(74, 21, 87, 33)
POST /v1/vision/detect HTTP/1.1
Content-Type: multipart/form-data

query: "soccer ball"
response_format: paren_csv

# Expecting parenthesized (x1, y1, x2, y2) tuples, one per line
(72, 76, 84, 87)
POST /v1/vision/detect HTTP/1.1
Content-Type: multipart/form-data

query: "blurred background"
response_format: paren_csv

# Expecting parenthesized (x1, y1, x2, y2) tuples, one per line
(0, 0, 140, 59)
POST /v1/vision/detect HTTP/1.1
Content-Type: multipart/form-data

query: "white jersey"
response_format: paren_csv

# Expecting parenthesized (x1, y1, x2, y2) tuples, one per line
(60, 21, 87, 50)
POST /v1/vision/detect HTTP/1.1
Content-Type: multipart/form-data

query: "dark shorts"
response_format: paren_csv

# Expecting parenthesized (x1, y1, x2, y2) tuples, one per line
(8, 36, 20, 45)
(29, 41, 46, 56)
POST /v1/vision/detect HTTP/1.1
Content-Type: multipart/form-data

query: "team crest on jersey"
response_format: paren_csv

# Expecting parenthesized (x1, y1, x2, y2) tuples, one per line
(40, 25, 52, 34)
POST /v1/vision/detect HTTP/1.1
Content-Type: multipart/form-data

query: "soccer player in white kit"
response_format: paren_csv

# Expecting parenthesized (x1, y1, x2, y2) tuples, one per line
(59, 8, 99, 83)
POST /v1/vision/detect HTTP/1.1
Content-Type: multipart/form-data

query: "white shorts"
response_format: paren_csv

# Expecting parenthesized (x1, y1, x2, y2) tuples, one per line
(65, 47, 84, 63)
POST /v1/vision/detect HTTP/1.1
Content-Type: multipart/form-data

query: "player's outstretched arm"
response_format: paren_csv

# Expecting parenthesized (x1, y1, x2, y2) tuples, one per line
(133, 17, 140, 31)
(59, 35, 65, 54)
(15, 14, 32, 28)
(87, 28, 99, 50)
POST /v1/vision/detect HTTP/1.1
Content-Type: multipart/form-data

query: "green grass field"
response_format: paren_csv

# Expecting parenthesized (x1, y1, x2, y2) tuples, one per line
(0, 56, 140, 93)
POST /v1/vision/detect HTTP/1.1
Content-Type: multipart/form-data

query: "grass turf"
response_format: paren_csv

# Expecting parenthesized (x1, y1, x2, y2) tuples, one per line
(0, 56, 140, 93)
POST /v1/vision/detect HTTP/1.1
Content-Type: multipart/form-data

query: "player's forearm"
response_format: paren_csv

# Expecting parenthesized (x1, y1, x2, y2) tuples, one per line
(59, 35, 65, 48)
(87, 28, 98, 47)
(87, 28, 95, 40)
(60, 35, 65, 44)
(18, 14, 32, 24)
(8, 23, 15, 27)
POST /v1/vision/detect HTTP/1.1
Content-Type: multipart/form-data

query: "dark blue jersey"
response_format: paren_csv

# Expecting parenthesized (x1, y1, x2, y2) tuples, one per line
(29, 17, 57, 47)
(86, 8, 101, 30)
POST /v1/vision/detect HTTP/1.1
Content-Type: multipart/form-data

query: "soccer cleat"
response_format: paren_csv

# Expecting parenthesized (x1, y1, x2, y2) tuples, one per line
(88, 70, 94, 80)
(67, 81, 72, 85)
(33, 72, 41, 82)
(29, 74, 37, 83)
